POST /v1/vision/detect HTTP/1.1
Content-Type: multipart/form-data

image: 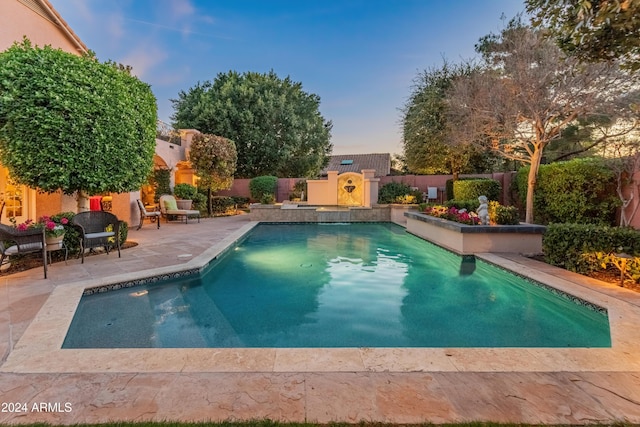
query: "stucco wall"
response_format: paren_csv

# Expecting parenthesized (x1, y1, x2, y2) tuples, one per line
(0, 1, 84, 54)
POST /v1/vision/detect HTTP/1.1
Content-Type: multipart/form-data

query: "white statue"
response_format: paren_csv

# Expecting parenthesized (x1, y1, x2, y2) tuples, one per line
(477, 195, 489, 225)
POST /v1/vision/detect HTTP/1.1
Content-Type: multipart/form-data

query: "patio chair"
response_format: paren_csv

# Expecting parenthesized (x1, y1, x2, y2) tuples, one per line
(159, 194, 200, 224)
(0, 224, 47, 278)
(136, 199, 160, 230)
(72, 211, 121, 263)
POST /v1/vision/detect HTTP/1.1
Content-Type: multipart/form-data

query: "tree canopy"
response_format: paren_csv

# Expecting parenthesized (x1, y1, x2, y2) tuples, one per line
(188, 133, 237, 214)
(526, 0, 640, 71)
(171, 70, 332, 179)
(446, 21, 639, 223)
(0, 39, 157, 210)
(401, 62, 499, 177)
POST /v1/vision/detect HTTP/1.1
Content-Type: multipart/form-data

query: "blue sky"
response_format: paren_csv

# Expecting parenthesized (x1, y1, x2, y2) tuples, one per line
(49, 0, 526, 155)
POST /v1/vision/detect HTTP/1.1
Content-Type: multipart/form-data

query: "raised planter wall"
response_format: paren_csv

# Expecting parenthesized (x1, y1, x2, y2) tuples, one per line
(405, 211, 545, 255)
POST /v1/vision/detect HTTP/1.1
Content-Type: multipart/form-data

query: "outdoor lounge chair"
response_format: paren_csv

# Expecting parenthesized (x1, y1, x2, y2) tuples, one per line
(0, 223, 47, 278)
(136, 199, 160, 230)
(72, 211, 121, 263)
(159, 194, 200, 224)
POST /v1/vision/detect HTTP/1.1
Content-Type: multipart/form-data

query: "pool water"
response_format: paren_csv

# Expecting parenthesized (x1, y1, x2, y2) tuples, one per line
(63, 223, 611, 348)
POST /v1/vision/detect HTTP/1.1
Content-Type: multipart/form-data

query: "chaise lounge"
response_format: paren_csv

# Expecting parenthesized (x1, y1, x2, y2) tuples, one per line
(159, 194, 200, 224)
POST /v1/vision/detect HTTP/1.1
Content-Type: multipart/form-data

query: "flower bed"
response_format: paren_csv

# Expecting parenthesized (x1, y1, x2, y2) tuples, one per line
(404, 211, 545, 255)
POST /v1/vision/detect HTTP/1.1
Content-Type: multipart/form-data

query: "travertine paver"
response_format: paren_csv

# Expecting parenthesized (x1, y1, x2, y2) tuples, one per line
(1, 213, 640, 424)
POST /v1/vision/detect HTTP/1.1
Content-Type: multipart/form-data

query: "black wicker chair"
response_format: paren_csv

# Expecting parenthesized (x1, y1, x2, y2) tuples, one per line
(71, 211, 121, 263)
(0, 224, 47, 278)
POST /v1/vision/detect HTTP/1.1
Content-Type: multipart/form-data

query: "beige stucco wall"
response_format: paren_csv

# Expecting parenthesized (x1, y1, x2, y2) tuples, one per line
(0, 1, 85, 54)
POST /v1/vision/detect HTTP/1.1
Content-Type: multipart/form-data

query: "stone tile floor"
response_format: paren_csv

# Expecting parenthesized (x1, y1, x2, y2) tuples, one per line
(1, 213, 639, 425)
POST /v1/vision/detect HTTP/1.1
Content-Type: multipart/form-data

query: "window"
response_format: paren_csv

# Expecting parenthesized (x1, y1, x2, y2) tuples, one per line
(340, 159, 354, 165)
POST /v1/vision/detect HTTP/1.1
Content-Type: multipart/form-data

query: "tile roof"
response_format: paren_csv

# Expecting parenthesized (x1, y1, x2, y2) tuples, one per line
(321, 153, 391, 177)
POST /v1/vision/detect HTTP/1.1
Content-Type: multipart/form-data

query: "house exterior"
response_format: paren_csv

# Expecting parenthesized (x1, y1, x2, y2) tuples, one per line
(0, 0, 195, 227)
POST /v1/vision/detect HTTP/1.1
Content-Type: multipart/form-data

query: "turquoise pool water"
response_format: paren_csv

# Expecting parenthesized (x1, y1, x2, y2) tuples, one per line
(63, 223, 611, 348)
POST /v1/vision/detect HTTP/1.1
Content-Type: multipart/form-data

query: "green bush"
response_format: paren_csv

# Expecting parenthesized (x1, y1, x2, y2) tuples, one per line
(118, 221, 128, 245)
(453, 179, 501, 202)
(513, 158, 619, 225)
(232, 196, 250, 208)
(150, 169, 171, 203)
(543, 223, 640, 273)
(173, 183, 198, 200)
(494, 205, 519, 225)
(210, 196, 237, 214)
(378, 182, 422, 204)
(52, 212, 79, 255)
(249, 176, 278, 201)
(192, 192, 207, 210)
(445, 177, 477, 200)
(260, 193, 276, 204)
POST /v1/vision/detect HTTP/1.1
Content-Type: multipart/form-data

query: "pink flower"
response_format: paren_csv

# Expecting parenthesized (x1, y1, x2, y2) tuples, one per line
(60, 218, 69, 225)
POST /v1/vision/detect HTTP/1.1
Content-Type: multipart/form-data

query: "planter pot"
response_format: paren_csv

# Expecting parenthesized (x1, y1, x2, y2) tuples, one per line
(404, 211, 545, 255)
(45, 234, 65, 251)
(176, 199, 193, 210)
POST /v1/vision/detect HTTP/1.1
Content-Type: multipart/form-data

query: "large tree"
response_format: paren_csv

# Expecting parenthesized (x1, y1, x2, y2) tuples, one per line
(401, 62, 499, 178)
(0, 40, 157, 211)
(446, 21, 639, 223)
(526, 0, 640, 71)
(172, 70, 332, 178)
(188, 133, 237, 215)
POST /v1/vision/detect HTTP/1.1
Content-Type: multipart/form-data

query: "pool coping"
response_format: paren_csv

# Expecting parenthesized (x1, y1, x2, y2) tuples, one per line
(2, 221, 640, 374)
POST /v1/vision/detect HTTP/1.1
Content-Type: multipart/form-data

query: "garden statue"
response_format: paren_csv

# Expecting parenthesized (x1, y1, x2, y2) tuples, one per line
(477, 195, 489, 225)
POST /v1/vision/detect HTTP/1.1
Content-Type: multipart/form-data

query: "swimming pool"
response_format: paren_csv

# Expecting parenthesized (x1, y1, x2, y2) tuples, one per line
(63, 223, 611, 348)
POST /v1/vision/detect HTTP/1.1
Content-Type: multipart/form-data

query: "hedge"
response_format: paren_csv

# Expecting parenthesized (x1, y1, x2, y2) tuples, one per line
(543, 223, 640, 273)
(452, 179, 501, 202)
(249, 176, 278, 201)
(378, 182, 422, 204)
(513, 158, 619, 225)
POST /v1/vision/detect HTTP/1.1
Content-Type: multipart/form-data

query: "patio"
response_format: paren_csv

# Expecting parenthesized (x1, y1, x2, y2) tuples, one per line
(1, 213, 640, 424)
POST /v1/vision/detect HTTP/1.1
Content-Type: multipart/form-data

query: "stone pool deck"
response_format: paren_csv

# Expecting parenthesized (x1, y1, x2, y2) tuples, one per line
(1, 213, 640, 424)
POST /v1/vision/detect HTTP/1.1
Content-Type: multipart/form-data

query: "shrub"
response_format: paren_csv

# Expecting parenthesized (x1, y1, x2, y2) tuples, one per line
(250, 176, 278, 201)
(118, 221, 128, 245)
(445, 177, 477, 200)
(150, 169, 171, 203)
(378, 182, 422, 204)
(191, 192, 207, 210)
(493, 205, 519, 225)
(453, 179, 501, 202)
(513, 158, 619, 225)
(232, 196, 250, 208)
(543, 223, 640, 273)
(210, 196, 237, 214)
(173, 183, 198, 200)
(260, 193, 276, 204)
(52, 212, 79, 255)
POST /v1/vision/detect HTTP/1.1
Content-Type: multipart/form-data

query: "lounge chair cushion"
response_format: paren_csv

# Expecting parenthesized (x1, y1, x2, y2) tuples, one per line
(164, 199, 178, 211)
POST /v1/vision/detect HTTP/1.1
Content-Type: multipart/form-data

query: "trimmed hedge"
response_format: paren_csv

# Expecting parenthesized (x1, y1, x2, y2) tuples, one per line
(452, 179, 501, 202)
(378, 182, 422, 204)
(543, 223, 640, 273)
(445, 177, 476, 200)
(513, 158, 619, 225)
(249, 175, 278, 202)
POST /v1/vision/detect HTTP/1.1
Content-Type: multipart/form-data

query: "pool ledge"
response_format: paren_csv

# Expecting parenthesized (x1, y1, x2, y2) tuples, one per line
(3, 247, 640, 374)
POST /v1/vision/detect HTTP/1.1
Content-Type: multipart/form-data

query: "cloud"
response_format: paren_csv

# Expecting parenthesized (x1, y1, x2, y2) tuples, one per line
(120, 44, 169, 79)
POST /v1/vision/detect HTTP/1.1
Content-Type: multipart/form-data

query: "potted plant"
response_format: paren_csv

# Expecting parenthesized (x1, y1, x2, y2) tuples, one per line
(173, 183, 198, 210)
(10, 215, 69, 249)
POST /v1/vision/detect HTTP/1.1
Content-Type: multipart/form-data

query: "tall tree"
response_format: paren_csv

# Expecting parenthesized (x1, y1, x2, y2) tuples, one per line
(188, 133, 237, 215)
(446, 21, 639, 223)
(172, 70, 332, 178)
(526, 0, 640, 71)
(0, 40, 157, 211)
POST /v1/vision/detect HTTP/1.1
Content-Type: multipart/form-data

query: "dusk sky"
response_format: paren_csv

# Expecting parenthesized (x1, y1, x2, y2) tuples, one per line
(49, 0, 526, 155)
